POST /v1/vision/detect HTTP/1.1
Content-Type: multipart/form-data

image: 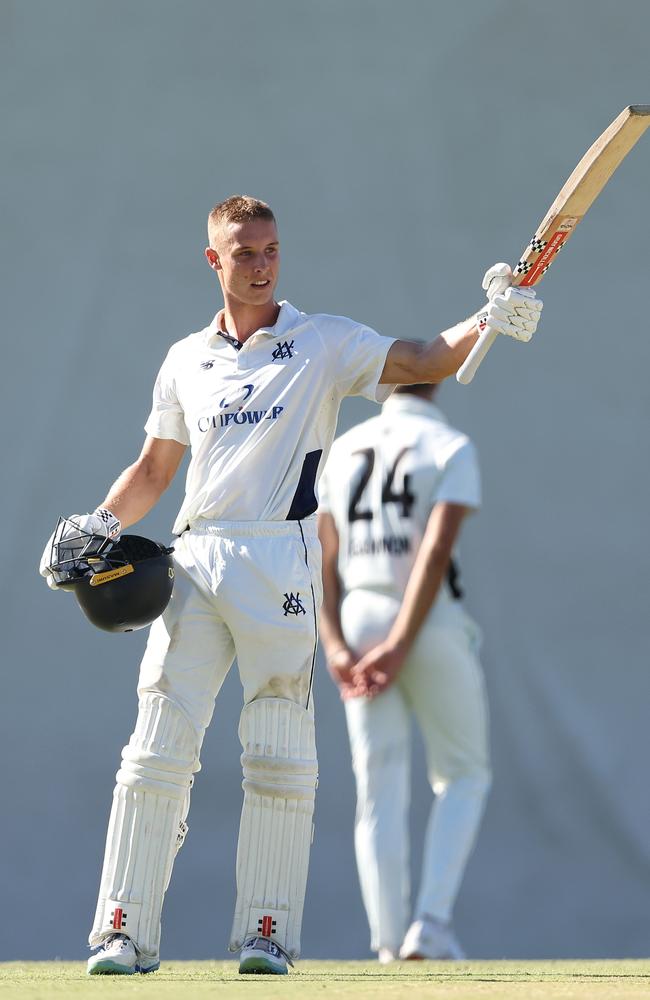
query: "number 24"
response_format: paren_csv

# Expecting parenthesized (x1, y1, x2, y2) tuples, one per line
(348, 447, 415, 522)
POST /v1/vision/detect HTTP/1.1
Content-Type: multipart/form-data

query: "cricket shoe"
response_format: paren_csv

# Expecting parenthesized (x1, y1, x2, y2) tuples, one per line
(239, 936, 294, 975)
(87, 934, 159, 975)
(378, 948, 398, 964)
(399, 917, 466, 961)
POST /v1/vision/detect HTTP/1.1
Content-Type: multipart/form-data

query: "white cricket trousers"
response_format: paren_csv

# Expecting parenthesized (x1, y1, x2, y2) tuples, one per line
(141, 520, 321, 711)
(340, 589, 491, 955)
(89, 519, 322, 960)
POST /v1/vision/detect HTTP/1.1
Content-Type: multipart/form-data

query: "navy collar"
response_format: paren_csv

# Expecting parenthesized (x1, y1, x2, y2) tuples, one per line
(215, 329, 243, 351)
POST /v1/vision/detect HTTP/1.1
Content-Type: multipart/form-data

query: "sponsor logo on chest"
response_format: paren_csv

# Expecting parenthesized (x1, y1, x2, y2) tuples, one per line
(198, 406, 284, 432)
(196, 379, 284, 433)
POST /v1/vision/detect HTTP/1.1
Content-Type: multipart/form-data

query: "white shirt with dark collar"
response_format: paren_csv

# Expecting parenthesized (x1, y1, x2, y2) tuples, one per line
(145, 300, 395, 532)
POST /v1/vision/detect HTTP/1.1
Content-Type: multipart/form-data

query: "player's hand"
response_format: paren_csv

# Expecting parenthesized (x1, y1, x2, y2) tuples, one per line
(482, 262, 514, 300)
(477, 262, 543, 343)
(39, 509, 121, 589)
(350, 641, 408, 699)
(477, 287, 542, 343)
(326, 648, 363, 701)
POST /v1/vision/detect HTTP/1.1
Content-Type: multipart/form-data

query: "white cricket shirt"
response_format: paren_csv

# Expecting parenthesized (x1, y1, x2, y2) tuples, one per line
(145, 300, 395, 532)
(319, 393, 481, 604)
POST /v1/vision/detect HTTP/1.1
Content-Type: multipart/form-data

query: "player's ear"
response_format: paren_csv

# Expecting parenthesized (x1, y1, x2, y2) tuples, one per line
(205, 247, 222, 271)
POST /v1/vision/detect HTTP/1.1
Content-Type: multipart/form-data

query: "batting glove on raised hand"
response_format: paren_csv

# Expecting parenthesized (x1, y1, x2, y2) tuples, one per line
(477, 262, 543, 343)
(39, 508, 121, 590)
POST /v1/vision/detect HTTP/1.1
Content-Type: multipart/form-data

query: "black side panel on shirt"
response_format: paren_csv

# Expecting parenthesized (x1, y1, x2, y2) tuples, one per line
(287, 449, 323, 520)
(447, 558, 464, 600)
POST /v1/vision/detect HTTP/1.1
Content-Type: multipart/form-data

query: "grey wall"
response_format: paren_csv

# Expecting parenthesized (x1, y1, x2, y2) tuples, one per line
(2, 0, 650, 961)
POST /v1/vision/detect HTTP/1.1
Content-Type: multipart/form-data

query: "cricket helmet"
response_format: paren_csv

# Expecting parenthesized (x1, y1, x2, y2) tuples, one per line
(50, 518, 175, 632)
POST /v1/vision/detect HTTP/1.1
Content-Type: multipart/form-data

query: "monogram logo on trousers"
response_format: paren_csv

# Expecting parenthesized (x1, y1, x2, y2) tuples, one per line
(283, 592, 306, 616)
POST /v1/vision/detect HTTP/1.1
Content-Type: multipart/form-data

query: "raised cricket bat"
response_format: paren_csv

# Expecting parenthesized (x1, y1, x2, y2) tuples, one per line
(457, 105, 650, 384)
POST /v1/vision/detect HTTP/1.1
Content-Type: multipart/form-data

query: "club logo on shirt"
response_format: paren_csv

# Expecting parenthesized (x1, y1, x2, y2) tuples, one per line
(282, 592, 306, 616)
(272, 340, 295, 361)
(219, 384, 255, 411)
(200, 360, 215, 370)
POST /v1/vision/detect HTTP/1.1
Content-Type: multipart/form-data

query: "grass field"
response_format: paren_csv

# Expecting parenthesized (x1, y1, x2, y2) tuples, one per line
(3, 961, 650, 1000)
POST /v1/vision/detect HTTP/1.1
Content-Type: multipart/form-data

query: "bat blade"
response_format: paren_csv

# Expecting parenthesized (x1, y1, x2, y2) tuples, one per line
(457, 105, 650, 384)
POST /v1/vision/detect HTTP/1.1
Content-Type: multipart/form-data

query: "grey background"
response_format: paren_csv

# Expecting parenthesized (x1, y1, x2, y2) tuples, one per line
(2, 0, 650, 961)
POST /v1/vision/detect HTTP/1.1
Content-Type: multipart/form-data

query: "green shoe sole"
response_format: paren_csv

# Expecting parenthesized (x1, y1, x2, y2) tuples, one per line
(239, 957, 288, 975)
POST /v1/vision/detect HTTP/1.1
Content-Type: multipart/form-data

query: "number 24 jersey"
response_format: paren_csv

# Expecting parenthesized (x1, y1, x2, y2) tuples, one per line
(319, 393, 481, 605)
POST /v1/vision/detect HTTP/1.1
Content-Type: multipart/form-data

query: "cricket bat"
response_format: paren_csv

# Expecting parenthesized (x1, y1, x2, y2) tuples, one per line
(457, 105, 650, 384)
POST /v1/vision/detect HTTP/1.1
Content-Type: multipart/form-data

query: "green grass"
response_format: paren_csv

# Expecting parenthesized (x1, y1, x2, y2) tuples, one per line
(2, 961, 650, 999)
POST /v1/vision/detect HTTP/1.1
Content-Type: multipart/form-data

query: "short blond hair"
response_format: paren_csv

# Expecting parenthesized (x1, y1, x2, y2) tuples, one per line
(207, 195, 276, 248)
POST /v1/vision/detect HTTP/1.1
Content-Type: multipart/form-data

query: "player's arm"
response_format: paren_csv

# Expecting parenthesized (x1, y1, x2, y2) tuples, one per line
(380, 318, 479, 385)
(98, 435, 187, 530)
(351, 502, 469, 697)
(379, 265, 543, 385)
(39, 435, 186, 588)
(317, 511, 359, 698)
(386, 501, 468, 650)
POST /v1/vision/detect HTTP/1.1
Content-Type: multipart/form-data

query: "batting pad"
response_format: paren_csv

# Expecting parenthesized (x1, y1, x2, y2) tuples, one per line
(89, 693, 199, 961)
(229, 698, 318, 960)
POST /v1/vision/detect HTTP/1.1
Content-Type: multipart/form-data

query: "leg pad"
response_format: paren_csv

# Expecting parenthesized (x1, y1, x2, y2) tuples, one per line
(229, 698, 318, 960)
(89, 693, 199, 961)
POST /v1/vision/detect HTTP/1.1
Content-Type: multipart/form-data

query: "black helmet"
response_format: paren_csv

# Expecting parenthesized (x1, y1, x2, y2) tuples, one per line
(52, 523, 175, 633)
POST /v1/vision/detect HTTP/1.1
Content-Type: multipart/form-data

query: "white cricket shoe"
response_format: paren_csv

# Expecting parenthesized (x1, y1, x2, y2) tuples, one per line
(87, 934, 159, 975)
(378, 948, 398, 964)
(399, 917, 466, 961)
(239, 936, 293, 975)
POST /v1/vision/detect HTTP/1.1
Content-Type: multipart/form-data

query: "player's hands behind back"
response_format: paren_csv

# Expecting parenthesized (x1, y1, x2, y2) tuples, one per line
(328, 642, 408, 700)
(479, 262, 543, 343)
(39, 509, 121, 589)
(326, 647, 362, 701)
(349, 641, 408, 700)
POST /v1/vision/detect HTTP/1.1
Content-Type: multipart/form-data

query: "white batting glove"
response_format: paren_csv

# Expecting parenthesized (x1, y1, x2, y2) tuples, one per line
(482, 262, 514, 300)
(476, 263, 543, 343)
(39, 508, 121, 589)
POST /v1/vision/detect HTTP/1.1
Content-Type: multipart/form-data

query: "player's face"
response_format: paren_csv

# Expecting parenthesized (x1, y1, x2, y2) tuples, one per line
(210, 218, 280, 306)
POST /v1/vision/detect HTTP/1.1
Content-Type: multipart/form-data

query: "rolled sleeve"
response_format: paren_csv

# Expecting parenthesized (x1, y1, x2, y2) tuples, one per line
(329, 320, 396, 402)
(434, 440, 481, 510)
(144, 352, 190, 445)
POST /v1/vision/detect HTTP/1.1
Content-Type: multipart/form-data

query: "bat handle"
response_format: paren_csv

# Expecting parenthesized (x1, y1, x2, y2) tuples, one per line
(456, 326, 499, 384)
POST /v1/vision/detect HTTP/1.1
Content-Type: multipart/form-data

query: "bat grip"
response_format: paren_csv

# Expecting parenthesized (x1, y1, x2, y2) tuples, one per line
(456, 326, 499, 385)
